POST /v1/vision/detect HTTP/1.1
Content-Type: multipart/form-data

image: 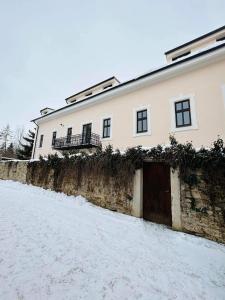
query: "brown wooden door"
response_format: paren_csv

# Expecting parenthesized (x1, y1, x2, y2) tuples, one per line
(143, 162, 172, 226)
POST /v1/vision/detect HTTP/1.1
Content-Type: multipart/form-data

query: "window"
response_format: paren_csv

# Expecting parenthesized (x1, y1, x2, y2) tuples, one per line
(102, 118, 111, 138)
(172, 51, 191, 61)
(52, 131, 57, 146)
(175, 99, 192, 127)
(82, 123, 92, 144)
(103, 84, 112, 89)
(66, 127, 72, 143)
(85, 92, 92, 97)
(39, 134, 44, 148)
(136, 109, 148, 133)
(216, 36, 225, 42)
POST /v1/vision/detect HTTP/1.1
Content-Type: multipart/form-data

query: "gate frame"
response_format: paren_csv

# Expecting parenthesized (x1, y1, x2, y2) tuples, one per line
(132, 163, 182, 230)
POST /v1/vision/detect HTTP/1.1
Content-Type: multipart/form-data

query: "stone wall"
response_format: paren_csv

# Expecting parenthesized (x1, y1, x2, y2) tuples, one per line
(0, 160, 133, 215)
(180, 171, 225, 244)
(0, 161, 28, 183)
(0, 160, 224, 243)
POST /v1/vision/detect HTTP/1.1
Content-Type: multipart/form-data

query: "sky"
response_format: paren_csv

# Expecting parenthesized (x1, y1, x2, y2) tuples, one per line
(0, 0, 225, 133)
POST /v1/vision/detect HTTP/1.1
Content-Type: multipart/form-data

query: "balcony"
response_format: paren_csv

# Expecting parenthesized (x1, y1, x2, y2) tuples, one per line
(52, 133, 101, 150)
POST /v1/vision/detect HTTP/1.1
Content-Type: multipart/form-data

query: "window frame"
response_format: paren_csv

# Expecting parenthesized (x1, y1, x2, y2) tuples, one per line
(102, 118, 111, 138)
(136, 109, 148, 134)
(175, 99, 192, 128)
(133, 106, 151, 137)
(170, 94, 198, 132)
(66, 127, 72, 143)
(85, 92, 93, 97)
(103, 84, 113, 90)
(100, 116, 112, 141)
(39, 134, 44, 148)
(52, 131, 57, 146)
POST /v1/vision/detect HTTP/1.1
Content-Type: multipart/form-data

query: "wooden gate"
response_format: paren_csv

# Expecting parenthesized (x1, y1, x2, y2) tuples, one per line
(143, 162, 172, 226)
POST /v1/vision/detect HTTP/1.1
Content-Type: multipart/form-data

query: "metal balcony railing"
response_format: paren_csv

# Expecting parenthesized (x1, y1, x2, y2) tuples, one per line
(52, 133, 101, 150)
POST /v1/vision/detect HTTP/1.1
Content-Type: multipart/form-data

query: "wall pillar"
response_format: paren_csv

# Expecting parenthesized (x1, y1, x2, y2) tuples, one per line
(131, 169, 143, 217)
(171, 168, 182, 230)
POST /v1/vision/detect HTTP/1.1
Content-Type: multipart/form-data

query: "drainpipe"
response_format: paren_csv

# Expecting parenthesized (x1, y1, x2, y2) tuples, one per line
(31, 121, 39, 159)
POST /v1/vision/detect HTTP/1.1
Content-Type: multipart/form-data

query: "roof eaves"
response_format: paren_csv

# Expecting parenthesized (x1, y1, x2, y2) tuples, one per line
(31, 43, 225, 123)
(165, 25, 225, 55)
(65, 76, 120, 101)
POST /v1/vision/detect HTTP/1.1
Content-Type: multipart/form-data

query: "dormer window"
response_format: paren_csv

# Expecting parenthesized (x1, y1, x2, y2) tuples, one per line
(65, 76, 119, 103)
(172, 51, 191, 62)
(103, 84, 113, 89)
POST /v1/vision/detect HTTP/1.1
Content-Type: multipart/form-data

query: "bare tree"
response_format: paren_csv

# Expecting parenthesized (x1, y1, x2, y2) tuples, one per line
(14, 126, 25, 150)
(0, 124, 12, 154)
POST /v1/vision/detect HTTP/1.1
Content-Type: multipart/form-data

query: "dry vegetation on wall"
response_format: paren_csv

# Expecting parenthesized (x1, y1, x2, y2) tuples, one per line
(26, 146, 141, 214)
(1, 136, 223, 242)
(27, 145, 141, 193)
(27, 136, 225, 213)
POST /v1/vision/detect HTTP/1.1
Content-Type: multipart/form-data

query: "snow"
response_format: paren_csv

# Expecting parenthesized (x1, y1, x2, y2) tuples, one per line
(0, 180, 225, 300)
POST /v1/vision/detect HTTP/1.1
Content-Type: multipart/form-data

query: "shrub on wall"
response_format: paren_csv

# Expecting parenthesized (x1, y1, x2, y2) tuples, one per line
(27, 136, 225, 211)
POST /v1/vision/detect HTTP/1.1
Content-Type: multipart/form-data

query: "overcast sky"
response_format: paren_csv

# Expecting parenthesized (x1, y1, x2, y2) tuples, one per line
(0, 0, 225, 132)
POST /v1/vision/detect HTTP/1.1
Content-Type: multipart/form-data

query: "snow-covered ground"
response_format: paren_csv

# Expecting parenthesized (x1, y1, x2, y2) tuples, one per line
(0, 180, 225, 300)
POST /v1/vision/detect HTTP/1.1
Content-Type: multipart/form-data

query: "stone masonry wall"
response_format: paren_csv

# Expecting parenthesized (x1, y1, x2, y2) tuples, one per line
(0, 161, 133, 215)
(180, 171, 225, 244)
(0, 161, 225, 243)
(26, 162, 133, 215)
(0, 161, 28, 183)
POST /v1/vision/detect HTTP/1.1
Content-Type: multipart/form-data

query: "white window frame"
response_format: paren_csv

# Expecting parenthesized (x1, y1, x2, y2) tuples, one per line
(133, 105, 151, 137)
(170, 94, 198, 132)
(100, 115, 112, 141)
(51, 130, 57, 146)
(39, 134, 44, 148)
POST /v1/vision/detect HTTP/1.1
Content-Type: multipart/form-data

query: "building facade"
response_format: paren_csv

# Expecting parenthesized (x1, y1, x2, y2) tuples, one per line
(32, 26, 225, 159)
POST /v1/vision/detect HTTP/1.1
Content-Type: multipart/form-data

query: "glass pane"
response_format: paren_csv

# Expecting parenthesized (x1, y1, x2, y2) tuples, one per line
(103, 128, 107, 137)
(107, 119, 111, 126)
(106, 127, 110, 137)
(143, 119, 148, 131)
(137, 111, 142, 119)
(104, 119, 108, 127)
(175, 102, 182, 111)
(183, 111, 191, 125)
(176, 112, 183, 126)
(182, 100, 190, 109)
(137, 120, 142, 132)
(142, 110, 147, 118)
